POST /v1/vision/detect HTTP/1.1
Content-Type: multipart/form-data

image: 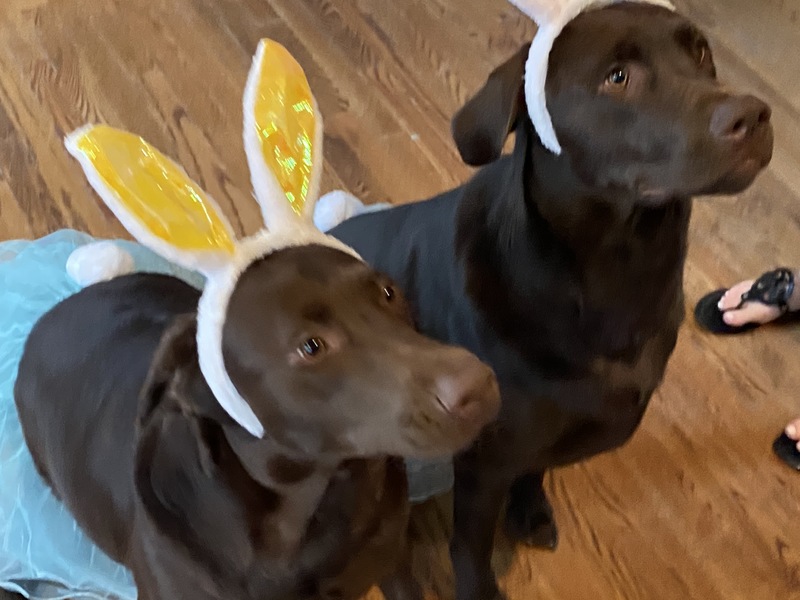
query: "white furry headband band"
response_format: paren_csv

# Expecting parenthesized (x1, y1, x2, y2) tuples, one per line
(508, 0, 675, 154)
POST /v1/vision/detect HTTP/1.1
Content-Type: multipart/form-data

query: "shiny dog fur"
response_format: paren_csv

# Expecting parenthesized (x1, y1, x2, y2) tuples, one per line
(329, 4, 774, 599)
(14, 245, 500, 600)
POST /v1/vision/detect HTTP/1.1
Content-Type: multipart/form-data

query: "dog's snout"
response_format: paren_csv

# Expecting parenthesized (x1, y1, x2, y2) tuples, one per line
(434, 356, 500, 424)
(709, 95, 771, 142)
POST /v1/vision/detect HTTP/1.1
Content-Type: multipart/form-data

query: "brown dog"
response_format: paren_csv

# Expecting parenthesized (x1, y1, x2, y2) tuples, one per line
(328, 4, 774, 599)
(14, 244, 500, 600)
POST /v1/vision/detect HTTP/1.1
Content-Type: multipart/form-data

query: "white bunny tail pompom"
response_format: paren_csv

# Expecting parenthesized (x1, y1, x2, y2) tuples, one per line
(313, 190, 366, 232)
(66, 241, 135, 287)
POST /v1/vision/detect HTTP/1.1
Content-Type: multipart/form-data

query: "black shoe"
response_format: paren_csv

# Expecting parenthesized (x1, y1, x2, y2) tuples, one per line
(694, 268, 795, 335)
(773, 432, 800, 471)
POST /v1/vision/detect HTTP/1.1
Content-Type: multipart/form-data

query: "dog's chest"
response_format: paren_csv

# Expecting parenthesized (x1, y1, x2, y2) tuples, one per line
(294, 459, 409, 600)
(590, 323, 679, 407)
(481, 293, 683, 469)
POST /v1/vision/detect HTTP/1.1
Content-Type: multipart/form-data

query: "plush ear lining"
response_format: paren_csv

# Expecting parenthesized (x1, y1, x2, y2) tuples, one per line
(64, 124, 238, 277)
(242, 38, 325, 233)
(451, 44, 531, 166)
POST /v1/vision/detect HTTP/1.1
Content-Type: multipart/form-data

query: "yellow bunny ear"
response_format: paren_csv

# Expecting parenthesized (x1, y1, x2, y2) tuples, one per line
(243, 39, 323, 231)
(65, 125, 237, 275)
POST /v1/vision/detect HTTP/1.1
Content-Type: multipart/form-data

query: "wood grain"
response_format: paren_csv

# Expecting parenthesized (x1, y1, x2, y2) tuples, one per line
(1, 1, 799, 599)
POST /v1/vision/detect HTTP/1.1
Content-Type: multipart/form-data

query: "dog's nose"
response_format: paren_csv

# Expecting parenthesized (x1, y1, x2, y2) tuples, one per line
(434, 357, 500, 424)
(710, 95, 771, 142)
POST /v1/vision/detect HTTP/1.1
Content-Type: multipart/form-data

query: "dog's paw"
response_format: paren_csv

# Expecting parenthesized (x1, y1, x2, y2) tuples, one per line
(503, 500, 559, 550)
(490, 587, 510, 600)
(456, 582, 508, 600)
(454, 582, 506, 600)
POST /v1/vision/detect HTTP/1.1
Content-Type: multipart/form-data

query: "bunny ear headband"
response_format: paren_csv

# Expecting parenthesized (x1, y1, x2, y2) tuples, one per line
(507, 0, 675, 154)
(64, 39, 360, 439)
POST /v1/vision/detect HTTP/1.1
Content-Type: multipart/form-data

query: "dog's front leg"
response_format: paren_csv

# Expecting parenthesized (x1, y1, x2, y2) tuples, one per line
(450, 456, 512, 600)
(378, 557, 424, 600)
(129, 566, 158, 600)
(503, 471, 558, 549)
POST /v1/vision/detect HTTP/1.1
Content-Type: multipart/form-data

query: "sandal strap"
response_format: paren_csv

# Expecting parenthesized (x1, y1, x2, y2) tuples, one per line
(739, 267, 795, 311)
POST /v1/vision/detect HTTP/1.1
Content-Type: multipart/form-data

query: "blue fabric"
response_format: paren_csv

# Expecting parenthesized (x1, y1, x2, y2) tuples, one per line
(0, 230, 202, 599)
(0, 220, 451, 599)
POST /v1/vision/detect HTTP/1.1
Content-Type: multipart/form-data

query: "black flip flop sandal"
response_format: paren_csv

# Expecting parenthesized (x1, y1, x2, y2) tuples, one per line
(694, 267, 795, 335)
(773, 432, 800, 471)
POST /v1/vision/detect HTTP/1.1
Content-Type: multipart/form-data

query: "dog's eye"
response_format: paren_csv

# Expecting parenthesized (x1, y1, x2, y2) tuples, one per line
(605, 67, 629, 88)
(298, 337, 326, 359)
(383, 285, 395, 301)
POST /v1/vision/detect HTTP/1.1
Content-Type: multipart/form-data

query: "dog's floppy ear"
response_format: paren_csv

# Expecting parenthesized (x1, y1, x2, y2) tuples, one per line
(133, 407, 258, 575)
(451, 44, 530, 166)
(138, 314, 203, 427)
(134, 315, 259, 571)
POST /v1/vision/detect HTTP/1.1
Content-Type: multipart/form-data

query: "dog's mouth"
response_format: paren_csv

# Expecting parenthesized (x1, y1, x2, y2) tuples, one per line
(434, 390, 499, 432)
(705, 138, 774, 195)
(636, 185, 672, 204)
(728, 148, 772, 182)
(724, 158, 762, 189)
(399, 382, 501, 459)
(638, 129, 774, 202)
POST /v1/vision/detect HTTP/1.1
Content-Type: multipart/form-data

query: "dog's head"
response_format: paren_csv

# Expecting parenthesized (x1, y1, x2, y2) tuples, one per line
(138, 245, 500, 466)
(452, 2, 773, 202)
(220, 244, 501, 459)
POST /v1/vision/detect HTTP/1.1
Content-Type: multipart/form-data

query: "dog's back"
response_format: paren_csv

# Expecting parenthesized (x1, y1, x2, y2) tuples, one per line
(14, 273, 200, 562)
(331, 187, 469, 342)
(331, 147, 688, 465)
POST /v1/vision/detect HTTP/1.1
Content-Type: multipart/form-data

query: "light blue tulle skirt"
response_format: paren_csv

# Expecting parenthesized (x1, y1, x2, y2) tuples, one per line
(0, 223, 452, 599)
(0, 230, 203, 599)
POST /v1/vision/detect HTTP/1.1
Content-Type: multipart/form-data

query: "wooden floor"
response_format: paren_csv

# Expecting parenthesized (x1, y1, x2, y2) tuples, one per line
(1, 0, 799, 598)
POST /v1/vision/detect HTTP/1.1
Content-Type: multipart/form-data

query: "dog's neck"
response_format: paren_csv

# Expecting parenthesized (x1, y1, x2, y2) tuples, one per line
(457, 120, 691, 360)
(221, 424, 361, 562)
(471, 119, 691, 271)
(524, 121, 689, 254)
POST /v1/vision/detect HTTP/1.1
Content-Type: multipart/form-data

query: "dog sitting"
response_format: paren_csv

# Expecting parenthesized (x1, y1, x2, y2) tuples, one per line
(326, 2, 774, 598)
(14, 248, 499, 600)
(13, 40, 501, 600)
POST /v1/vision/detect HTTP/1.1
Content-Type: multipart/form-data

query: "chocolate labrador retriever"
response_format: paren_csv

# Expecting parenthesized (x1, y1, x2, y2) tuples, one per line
(14, 244, 500, 600)
(328, 3, 774, 599)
